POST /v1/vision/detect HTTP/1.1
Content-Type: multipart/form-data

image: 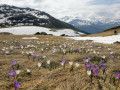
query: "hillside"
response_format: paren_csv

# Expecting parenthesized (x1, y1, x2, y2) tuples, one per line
(86, 26, 120, 37)
(0, 4, 84, 33)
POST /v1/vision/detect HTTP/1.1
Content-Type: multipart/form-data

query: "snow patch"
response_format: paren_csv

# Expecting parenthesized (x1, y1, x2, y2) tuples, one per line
(22, 37, 39, 39)
(67, 35, 120, 44)
(0, 26, 84, 36)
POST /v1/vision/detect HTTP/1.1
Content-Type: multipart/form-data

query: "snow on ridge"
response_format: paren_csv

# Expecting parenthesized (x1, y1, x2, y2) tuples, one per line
(67, 35, 120, 44)
(0, 26, 83, 36)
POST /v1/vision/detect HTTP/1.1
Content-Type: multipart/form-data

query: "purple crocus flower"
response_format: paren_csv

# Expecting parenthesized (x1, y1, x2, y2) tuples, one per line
(89, 66, 93, 71)
(62, 60, 66, 63)
(14, 81, 21, 90)
(77, 48, 80, 51)
(18, 44, 22, 47)
(101, 65, 106, 70)
(93, 65, 99, 70)
(83, 58, 88, 63)
(8, 70, 16, 77)
(110, 54, 114, 59)
(12, 61, 17, 66)
(115, 73, 120, 79)
(31, 53, 35, 56)
(88, 56, 91, 60)
(85, 63, 91, 68)
(101, 62, 104, 65)
(93, 70, 99, 76)
(36, 54, 39, 57)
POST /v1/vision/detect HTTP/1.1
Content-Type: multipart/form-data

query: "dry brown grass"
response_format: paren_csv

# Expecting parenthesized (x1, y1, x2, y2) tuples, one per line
(0, 35, 120, 90)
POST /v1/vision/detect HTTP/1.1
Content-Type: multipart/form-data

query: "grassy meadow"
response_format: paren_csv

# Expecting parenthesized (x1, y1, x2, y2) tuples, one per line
(0, 35, 120, 90)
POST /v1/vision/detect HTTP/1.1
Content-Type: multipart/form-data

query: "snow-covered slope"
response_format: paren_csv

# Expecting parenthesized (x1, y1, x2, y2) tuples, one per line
(0, 26, 85, 36)
(0, 4, 77, 31)
(67, 35, 120, 44)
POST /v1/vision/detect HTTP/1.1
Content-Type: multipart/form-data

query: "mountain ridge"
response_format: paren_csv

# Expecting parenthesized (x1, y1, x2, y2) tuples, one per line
(0, 4, 87, 34)
(60, 16, 120, 34)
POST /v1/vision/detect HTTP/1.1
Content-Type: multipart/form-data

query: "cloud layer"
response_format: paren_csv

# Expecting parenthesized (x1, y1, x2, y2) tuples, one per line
(0, 0, 120, 21)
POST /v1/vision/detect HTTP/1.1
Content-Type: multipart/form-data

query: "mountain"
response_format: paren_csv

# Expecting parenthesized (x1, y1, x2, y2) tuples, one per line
(60, 16, 120, 34)
(0, 4, 85, 33)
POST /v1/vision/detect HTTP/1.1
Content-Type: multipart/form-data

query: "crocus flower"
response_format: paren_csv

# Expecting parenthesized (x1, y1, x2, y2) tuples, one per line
(61, 60, 66, 63)
(26, 69, 31, 73)
(8, 71, 16, 77)
(75, 63, 80, 67)
(115, 73, 120, 79)
(110, 54, 114, 59)
(38, 62, 41, 67)
(101, 65, 106, 70)
(88, 56, 91, 60)
(18, 44, 22, 47)
(83, 59, 86, 63)
(101, 62, 104, 65)
(93, 70, 99, 76)
(31, 53, 35, 56)
(14, 81, 21, 90)
(16, 70, 20, 75)
(12, 61, 17, 66)
(61, 63, 64, 66)
(69, 62, 73, 65)
(93, 65, 99, 70)
(47, 60, 50, 64)
(87, 70, 91, 76)
(36, 54, 39, 57)
(83, 59, 88, 63)
(89, 66, 93, 71)
(85, 63, 91, 68)
(101, 55, 106, 59)
(77, 48, 80, 51)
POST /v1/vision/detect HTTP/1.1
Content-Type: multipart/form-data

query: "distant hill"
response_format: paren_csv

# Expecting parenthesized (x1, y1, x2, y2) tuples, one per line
(105, 26, 120, 32)
(86, 26, 120, 37)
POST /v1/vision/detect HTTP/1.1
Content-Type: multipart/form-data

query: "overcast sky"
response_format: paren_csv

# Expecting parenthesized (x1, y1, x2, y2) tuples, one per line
(0, 0, 120, 20)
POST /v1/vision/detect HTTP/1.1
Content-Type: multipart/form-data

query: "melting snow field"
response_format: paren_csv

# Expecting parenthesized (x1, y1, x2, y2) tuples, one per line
(67, 35, 120, 44)
(22, 37, 39, 39)
(0, 26, 84, 36)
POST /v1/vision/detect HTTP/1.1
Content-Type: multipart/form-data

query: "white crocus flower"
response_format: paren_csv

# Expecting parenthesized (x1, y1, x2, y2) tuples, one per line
(38, 62, 41, 67)
(16, 70, 21, 75)
(10, 46, 14, 49)
(69, 62, 73, 66)
(102, 55, 106, 59)
(2, 48, 5, 51)
(22, 51, 24, 54)
(43, 56, 46, 58)
(75, 63, 80, 67)
(61, 63, 64, 66)
(26, 69, 31, 73)
(110, 52, 113, 54)
(41, 48, 44, 51)
(93, 50, 96, 54)
(87, 70, 91, 76)
(5, 51, 10, 55)
(86, 59, 89, 62)
(47, 60, 50, 64)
